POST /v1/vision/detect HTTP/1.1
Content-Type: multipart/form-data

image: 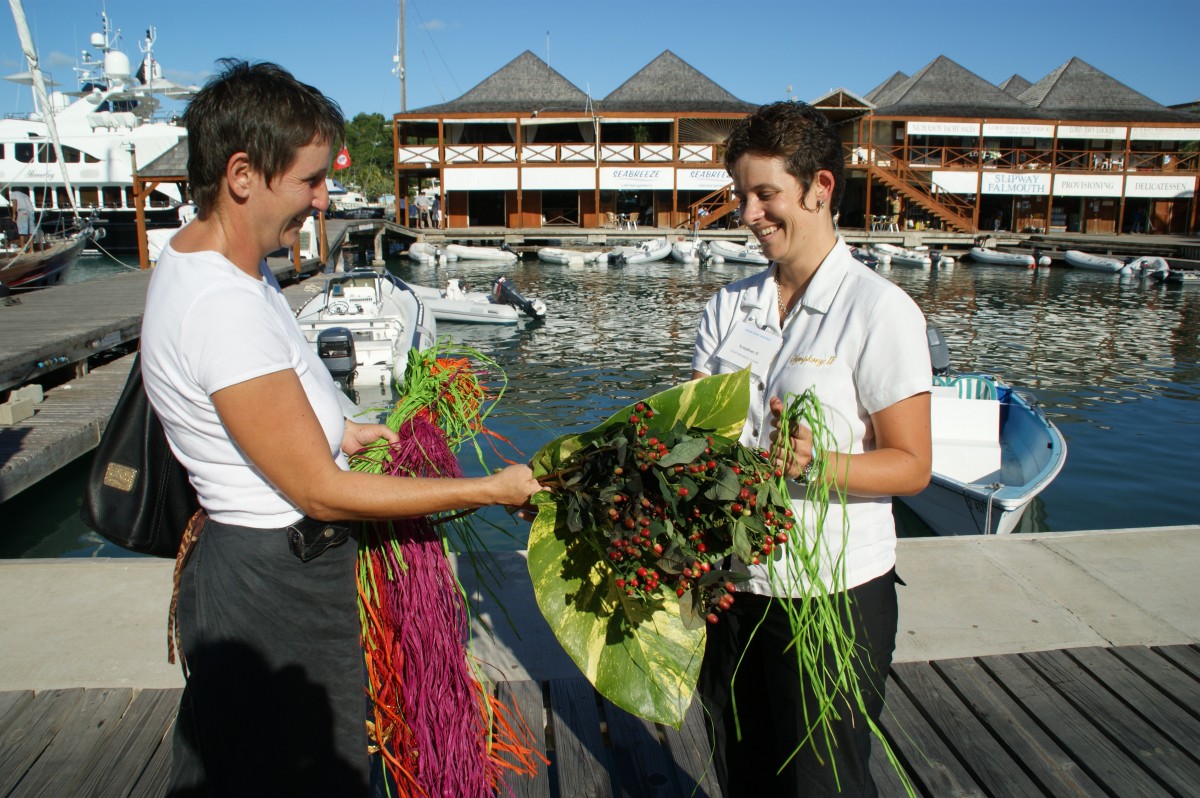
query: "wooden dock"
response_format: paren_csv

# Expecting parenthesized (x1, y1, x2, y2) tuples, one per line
(2, 644, 1197, 797)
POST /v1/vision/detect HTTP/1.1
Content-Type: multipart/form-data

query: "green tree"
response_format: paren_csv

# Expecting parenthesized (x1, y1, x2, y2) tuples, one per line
(338, 112, 395, 200)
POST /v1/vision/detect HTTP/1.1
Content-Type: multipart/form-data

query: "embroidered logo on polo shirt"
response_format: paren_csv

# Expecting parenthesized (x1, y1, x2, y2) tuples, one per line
(790, 354, 838, 366)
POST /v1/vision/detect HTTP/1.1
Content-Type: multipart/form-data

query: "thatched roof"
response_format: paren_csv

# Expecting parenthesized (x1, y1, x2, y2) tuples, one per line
(864, 71, 908, 104)
(138, 140, 189, 179)
(1018, 58, 1189, 122)
(872, 56, 1034, 118)
(408, 51, 590, 115)
(599, 51, 756, 113)
(998, 74, 1032, 97)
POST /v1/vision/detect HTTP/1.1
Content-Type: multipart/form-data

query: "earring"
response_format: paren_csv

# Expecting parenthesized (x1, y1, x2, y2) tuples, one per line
(818, 199, 825, 211)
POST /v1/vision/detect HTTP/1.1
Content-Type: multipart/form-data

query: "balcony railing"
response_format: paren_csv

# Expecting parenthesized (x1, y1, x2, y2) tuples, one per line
(844, 143, 1196, 173)
(395, 142, 718, 167)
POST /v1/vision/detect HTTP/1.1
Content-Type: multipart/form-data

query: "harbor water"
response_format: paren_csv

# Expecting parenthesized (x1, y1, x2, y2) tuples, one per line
(2, 248, 1198, 557)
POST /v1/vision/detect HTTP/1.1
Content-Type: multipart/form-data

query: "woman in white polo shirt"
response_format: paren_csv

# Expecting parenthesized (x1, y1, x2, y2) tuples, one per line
(691, 101, 932, 797)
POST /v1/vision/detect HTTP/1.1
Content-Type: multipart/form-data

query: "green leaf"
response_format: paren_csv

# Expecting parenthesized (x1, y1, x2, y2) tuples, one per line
(527, 372, 751, 727)
(658, 437, 709, 467)
(732, 519, 754, 563)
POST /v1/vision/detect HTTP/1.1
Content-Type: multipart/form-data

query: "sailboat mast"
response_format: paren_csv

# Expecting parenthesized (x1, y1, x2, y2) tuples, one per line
(394, 0, 406, 112)
(7, 0, 80, 221)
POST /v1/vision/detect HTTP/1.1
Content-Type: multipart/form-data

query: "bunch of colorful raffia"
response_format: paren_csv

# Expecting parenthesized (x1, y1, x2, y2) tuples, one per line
(351, 341, 543, 797)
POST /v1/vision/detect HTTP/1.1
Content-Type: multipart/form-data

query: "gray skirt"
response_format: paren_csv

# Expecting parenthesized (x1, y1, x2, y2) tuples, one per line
(167, 517, 369, 796)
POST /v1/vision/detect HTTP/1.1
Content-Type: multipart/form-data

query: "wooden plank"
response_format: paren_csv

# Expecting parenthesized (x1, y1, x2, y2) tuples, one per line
(126, 712, 174, 798)
(496, 680, 551, 798)
(1068, 647, 1200, 745)
(0, 688, 85, 796)
(547, 678, 614, 798)
(1022, 649, 1200, 795)
(0, 691, 35, 738)
(8, 688, 135, 798)
(73, 688, 179, 798)
(600, 698, 676, 798)
(932, 658, 1104, 797)
(980, 653, 1170, 796)
(1155, 644, 1200, 681)
(892, 660, 1040, 797)
(868, 714, 913, 798)
(658, 698, 719, 798)
(875, 673, 984, 797)
(1111, 645, 1200, 719)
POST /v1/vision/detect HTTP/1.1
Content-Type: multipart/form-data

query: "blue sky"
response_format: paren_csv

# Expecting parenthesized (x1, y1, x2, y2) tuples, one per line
(2, 0, 1197, 120)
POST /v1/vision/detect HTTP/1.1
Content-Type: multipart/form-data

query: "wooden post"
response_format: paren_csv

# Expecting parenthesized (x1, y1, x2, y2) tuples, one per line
(129, 145, 149, 270)
(318, 211, 328, 264)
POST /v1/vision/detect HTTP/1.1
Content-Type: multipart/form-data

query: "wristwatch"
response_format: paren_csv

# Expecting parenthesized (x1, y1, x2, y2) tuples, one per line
(794, 447, 819, 484)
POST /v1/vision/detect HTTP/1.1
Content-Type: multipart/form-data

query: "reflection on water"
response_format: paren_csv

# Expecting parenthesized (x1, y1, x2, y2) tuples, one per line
(3, 253, 1198, 557)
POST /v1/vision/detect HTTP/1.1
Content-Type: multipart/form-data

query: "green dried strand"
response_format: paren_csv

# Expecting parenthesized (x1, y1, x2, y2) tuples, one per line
(751, 389, 915, 797)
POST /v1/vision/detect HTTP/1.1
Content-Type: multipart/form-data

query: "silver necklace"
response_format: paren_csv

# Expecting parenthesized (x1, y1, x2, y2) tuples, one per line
(775, 274, 790, 320)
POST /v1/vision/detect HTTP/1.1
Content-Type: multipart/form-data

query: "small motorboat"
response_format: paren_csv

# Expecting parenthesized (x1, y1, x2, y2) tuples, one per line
(538, 247, 604, 265)
(898, 367, 1067, 535)
(0, 221, 95, 291)
(407, 276, 547, 325)
(608, 237, 672, 266)
(295, 270, 436, 388)
(407, 242, 440, 264)
(1063, 250, 1132, 274)
(444, 243, 519, 263)
(1128, 256, 1170, 281)
(870, 242, 931, 268)
(848, 245, 881, 269)
(968, 246, 1035, 268)
(707, 238, 769, 266)
(670, 238, 708, 264)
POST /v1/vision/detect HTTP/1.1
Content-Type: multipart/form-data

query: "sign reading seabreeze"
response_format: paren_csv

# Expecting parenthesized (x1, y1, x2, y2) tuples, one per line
(600, 167, 672, 190)
(981, 172, 1051, 195)
(676, 168, 733, 191)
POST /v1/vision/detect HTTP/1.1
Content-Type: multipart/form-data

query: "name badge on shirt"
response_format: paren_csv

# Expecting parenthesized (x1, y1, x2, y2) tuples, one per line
(715, 321, 782, 378)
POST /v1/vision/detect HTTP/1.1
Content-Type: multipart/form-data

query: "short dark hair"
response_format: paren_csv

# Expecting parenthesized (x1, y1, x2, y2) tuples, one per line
(723, 101, 845, 213)
(183, 60, 344, 214)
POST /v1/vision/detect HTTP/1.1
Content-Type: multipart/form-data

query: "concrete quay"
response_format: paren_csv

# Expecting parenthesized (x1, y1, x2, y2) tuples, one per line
(0, 524, 1196, 692)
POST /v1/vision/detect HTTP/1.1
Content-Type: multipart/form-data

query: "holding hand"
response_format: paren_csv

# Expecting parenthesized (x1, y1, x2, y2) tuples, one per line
(486, 464, 542, 511)
(342, 419, 399, 456)
(767, 396, 815, 481)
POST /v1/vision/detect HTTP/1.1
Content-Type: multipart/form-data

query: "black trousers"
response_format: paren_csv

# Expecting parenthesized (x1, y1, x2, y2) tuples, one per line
(167, 518, 369, 797)
(697, 569, 900, 798)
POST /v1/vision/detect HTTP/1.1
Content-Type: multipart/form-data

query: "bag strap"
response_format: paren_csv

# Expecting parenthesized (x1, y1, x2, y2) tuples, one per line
(167, 509, 207, 676)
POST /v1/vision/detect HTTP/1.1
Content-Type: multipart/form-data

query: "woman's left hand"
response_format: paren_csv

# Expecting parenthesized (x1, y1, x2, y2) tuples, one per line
(767, 396, 814, 480)
(341, 419, 399, 456)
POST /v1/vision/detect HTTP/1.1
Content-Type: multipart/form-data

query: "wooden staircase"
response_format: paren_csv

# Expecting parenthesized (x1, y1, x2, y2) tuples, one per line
(678, 184, 739, 230)
(868, 148, 976, 233)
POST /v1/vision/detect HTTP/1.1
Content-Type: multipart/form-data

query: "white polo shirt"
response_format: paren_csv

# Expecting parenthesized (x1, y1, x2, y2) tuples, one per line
(692, 239, 930, 595)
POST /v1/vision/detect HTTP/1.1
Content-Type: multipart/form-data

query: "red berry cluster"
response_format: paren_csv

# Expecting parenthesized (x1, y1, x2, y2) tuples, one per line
(546, 402, 796, 627)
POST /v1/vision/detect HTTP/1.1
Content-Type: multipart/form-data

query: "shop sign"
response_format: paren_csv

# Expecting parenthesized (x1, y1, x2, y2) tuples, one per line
(1053, 174, 1123, 197)
(1125, 175, 1196, 198)
(981, 172, 1050, 195)
(600, 167, 672, 190)
(676, 168, 732, 191)
(907, 121, 980, 136)
(1057, 125, 1126, 140)
(931, 171, 978, 194)
(982, 123, 1054, 139)
(1129, 127, 1200, 141)
(521, 167, 596, 190)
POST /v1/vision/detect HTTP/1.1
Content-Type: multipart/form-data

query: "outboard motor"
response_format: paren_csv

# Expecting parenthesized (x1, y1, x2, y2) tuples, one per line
(317, 326, 357, 386)
(493, 276, 547, 319)
(926, 324, 950, 376)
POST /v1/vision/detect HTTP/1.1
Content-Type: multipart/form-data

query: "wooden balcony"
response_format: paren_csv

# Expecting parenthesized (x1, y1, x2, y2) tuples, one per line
(395, 142, 719, 168)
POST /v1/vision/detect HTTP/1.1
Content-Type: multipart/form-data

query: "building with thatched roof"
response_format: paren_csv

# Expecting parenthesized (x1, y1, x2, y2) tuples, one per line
(391, 51, 1198, 235)
(393, 50, 752, 229)
(845, 55, 1199, 235)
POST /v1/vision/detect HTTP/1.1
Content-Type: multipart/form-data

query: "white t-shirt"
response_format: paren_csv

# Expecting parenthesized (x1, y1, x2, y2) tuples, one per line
(692, 239, 930, 596)
(141, 244, 347, 528)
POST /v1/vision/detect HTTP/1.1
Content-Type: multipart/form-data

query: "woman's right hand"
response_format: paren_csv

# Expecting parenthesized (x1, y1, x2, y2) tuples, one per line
(486, 464, 542, 509)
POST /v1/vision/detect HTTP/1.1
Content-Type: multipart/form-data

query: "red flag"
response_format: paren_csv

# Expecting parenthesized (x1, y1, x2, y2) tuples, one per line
(333, 146, 351, 171)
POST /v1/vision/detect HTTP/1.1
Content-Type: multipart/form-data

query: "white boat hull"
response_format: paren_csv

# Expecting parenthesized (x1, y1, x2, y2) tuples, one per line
(898, 377, 1067, 535)
(1064, 250, 1129, 273)
(871, 242, 931, 268)
(670, 239, 705, 264)
(610, 238, 672, 265)
(708, 239, 769, 265)
(538, 247, 601, 265)
(969, 247, 1035, 268)
(444, 243, 519, 263)
(295, 270, 436, 387)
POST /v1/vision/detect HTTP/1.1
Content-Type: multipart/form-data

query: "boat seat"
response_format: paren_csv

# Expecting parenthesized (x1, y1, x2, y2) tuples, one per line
(954, 375, 997, 400)
(931, 394, 1002, 483)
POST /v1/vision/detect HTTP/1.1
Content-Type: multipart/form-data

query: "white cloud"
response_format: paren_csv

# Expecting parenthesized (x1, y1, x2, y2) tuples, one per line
(421, 19, 446, 31)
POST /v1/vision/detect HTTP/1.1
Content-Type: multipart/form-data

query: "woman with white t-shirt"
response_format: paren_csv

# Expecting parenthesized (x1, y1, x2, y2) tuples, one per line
(141, 61, 540, 796)
(691, 101, 932, 797)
